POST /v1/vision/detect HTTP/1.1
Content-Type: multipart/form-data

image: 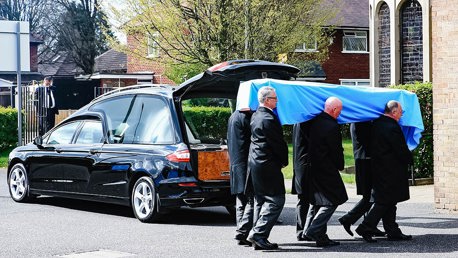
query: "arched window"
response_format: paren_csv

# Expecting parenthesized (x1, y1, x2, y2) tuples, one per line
(400, 0, 423, 84)
(378, 2, 390, 87)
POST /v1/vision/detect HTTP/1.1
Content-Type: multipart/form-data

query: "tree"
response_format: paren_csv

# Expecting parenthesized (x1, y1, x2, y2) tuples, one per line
(108, 0, 338, 67)
(53, 0, 114, 74)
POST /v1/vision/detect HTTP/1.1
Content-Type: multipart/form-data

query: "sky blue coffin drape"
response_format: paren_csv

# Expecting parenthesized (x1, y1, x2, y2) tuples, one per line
(236, 79, 424, 150)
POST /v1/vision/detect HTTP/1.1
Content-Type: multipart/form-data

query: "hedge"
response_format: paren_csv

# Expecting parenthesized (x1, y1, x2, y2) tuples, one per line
(0, 107, 18, 151)
(391, 82, 433, 178)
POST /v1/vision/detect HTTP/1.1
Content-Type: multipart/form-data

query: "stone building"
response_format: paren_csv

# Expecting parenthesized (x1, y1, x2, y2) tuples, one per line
(369, 0, 457, 213)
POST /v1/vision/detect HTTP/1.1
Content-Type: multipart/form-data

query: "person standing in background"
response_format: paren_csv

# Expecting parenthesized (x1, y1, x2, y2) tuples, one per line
(34, 76, 58, 135)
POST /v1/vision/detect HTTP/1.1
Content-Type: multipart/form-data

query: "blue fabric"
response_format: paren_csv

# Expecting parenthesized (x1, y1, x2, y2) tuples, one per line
(236, 79, 424, 150)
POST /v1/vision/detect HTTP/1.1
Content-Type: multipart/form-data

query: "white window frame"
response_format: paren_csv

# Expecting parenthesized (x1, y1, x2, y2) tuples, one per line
(294, 38, 318, 52)
(342, 30, 368, 53)
(147, 32, 160, 58)
(340, 79, 371, 87)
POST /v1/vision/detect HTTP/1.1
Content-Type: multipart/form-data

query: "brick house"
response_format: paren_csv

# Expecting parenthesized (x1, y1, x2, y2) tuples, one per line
(126, 33, 175, 85)
(369, 0, 457, 213)
(91, 49, 156, 90)
(295, 0, 370, 86)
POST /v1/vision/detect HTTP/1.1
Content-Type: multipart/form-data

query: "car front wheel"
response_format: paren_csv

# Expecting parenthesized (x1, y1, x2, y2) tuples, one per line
(8, 163, 34, 202)
(131, 176, 159, 223)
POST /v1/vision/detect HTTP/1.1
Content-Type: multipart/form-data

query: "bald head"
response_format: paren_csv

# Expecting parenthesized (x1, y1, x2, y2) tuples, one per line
(384, 100, 403, 122)
(324, 97, 343, 119)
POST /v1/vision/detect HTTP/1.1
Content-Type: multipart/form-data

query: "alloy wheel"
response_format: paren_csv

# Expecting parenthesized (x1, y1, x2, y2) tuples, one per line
(133, 179, 155, 219)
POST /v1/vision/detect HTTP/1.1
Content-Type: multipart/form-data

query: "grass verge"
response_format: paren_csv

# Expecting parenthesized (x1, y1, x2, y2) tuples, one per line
(0, 147, 13, 168)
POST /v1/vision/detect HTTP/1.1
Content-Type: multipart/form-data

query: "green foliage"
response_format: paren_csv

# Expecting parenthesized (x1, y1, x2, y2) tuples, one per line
(0, 107, 18, 151)
(109, 0, 338, 66)
(183, 106, 232, 141)
(165, 63, 207, 84)
(390, 82, 433, 178)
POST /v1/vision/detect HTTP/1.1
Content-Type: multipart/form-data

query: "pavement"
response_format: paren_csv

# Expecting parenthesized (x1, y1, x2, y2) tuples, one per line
(2, 167, 457, 257)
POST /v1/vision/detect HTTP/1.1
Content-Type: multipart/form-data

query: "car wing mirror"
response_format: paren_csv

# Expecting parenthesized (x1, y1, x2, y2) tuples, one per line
(33, 135, 44, 149)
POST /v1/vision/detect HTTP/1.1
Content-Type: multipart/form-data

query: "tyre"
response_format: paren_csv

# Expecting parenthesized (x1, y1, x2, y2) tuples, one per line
(8, 163, 34, 202)
(131, 176, 159, 223)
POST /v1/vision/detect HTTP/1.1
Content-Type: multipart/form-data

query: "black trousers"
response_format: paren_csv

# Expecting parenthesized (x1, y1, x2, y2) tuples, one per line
(339, 196, 372, 225)
(296, 194, 310, 238)
(235, 193, 254, 239)
(38, 110, 55, 135)
(360, 202, 402, 236)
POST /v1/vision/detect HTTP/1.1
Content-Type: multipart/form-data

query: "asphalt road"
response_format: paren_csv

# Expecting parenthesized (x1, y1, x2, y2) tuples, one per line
(1, 168, 457, 258)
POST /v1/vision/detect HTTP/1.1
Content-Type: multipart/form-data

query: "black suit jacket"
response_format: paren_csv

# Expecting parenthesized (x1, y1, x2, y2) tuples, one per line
(308, 112, 348, 205)
(350, 121, 373, 196)
(34, 85, 58, 116)
(371, 115, 413, 204)
(247, 107, 288, 196)
(291, 121, 312, 195)
(227, 110, 252, 195)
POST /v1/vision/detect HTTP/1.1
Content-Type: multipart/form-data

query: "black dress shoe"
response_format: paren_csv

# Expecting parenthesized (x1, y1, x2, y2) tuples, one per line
(316, 234, 340, 247)
(297, 235, 313, 241)
(387, 233, 412, 241)
(237, 239, 252, 246)
(372, 228, 386, 237)
(251, 238, 278, 250)
(265, 239, 279, 249)
(338, 217, 354, 236)
(355, 225, 377, 243)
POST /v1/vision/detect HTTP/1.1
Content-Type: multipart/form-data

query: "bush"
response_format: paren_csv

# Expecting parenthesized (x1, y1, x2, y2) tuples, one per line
(0, 107, 18, 151)
(390, 82, 433, 178)
(183, 106, 232, 141)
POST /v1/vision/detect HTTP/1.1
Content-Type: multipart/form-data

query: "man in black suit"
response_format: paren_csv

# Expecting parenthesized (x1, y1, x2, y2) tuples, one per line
(301, 97, 348, 247)
(338, 122, 385, 237)
(227, 108, 254, 246)
(356, 100, 413, 243)
(34, 76, 58, 135)
(292, 121, 312, 241)
(247, 86, 288, 250)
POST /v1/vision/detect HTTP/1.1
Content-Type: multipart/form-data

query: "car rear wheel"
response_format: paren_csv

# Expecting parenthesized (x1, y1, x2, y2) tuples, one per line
(131, 176, 159, 223)
(8, 163, 34, 202)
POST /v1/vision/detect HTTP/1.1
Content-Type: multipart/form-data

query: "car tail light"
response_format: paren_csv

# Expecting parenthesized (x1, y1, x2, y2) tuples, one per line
(178, 182, 197, 187)
(166, 149, 190, 163)
(207, 61, 228, 72)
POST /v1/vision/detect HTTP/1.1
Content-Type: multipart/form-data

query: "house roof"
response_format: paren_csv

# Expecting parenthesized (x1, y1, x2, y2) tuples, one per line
(38, 51, 83, 78)
(94, 49, 127, 73)
(325, 0, 369, 29)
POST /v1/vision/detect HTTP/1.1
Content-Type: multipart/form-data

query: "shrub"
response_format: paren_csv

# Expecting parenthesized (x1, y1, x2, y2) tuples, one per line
(0, 107, 18, 151)
(391, 82, 433, 178)
(183, 106, 232, 141)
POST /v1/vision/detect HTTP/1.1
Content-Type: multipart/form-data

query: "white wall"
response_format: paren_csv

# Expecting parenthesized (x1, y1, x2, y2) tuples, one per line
(0, 21, 30, 72)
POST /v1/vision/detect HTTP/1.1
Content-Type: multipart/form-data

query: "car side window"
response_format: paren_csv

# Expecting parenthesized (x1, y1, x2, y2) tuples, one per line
(45, 121, 80, 145)
(75, 120, 104, 144)
(89, 95, 174, 144)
